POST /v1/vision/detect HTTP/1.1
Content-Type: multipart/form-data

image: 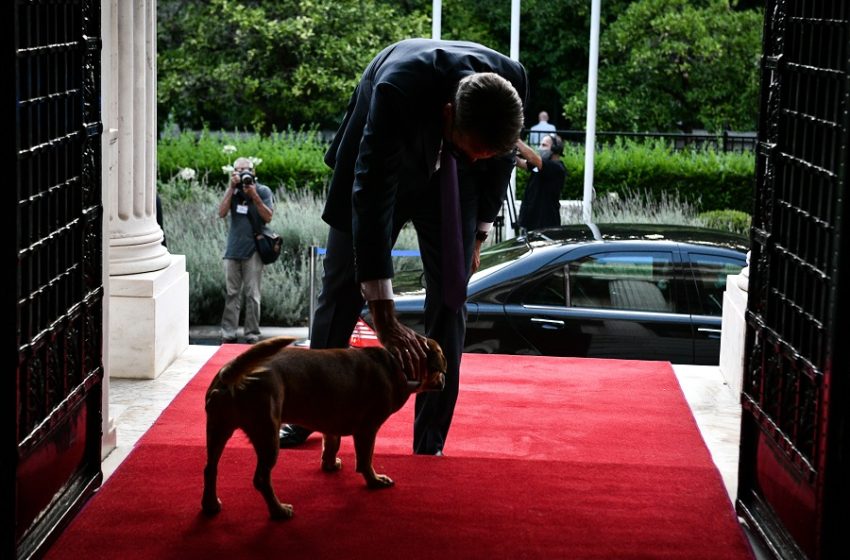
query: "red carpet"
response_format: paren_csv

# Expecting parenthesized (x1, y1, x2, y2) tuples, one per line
(46, 347, 753, 559)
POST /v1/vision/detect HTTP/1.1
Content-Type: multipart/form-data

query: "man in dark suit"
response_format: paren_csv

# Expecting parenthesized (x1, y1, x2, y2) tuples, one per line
(280, 38, 527, 455)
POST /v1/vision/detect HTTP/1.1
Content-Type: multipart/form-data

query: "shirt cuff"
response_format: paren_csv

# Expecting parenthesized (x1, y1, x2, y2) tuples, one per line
(360, 279, 394, 301)
(477, 222, 493, 233)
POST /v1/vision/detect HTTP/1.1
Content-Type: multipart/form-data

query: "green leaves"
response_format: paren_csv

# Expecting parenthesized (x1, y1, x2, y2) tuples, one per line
(158, 0, 761, 134)
(562, 0, 762, 132)
(157, 0, 428, 132)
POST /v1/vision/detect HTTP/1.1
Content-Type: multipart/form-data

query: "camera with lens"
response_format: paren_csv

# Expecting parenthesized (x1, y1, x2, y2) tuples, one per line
(237, 171, 255, 189)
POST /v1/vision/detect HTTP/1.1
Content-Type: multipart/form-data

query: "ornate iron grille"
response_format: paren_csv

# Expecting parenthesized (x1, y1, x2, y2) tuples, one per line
(739, 1, 848, 558)
(16, 0, 103, 444)
(11, 1, 103, 557)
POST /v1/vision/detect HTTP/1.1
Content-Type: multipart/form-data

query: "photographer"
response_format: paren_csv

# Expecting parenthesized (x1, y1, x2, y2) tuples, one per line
(515, 134, 566, 234)
(218, 157, 275, 344)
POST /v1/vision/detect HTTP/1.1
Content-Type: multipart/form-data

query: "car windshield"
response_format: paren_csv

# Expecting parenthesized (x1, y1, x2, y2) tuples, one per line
(392, 236, 537, 295)
(472, 238, 535, 280)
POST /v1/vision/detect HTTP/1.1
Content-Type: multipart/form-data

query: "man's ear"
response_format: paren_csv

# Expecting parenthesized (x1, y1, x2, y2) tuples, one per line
(442, 103, 454, 125)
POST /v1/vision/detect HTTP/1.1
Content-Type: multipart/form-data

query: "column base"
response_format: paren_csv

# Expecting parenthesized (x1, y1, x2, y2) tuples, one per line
(108, 255, 190, 379)
(101, 415, 117, 460)
(719, 274, 748, 395)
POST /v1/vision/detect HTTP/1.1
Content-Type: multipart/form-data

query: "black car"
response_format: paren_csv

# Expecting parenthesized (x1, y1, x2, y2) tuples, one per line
(366, 223, 749, 365)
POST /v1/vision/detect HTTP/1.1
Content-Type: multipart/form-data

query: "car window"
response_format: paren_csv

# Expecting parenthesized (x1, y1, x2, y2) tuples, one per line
(521, 267, 567, 307)
(688, 253, 746, 316)
(568, 252, 676, 312)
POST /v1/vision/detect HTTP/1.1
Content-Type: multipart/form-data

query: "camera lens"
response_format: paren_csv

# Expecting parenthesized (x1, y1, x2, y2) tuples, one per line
(239, 171, 254, 185)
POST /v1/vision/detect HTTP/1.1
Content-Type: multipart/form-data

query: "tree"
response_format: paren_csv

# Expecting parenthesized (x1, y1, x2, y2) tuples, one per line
(157, 0, 761, 135)
(394, 0, 635, 129)
(562, 0, 762, 132)
(157, 0, 428, 132)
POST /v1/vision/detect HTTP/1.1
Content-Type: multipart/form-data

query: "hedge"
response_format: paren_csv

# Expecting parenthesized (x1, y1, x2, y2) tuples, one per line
(159, 131, 756, 213)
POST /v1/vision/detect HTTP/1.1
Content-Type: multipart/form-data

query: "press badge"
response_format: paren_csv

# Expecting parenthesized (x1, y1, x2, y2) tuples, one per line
(236, 204, 249, 214)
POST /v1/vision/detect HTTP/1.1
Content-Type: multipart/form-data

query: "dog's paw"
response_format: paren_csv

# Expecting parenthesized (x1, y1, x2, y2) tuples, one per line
(270, 502, 294, 521)
(322, 457, 343, 472)
(201, 497, 222, 516)
(366, 474, 395, 489)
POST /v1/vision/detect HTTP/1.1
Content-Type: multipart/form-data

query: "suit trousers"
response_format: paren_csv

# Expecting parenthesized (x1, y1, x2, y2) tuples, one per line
(221, 252, 264, 340)
(311, 182, 479, 455)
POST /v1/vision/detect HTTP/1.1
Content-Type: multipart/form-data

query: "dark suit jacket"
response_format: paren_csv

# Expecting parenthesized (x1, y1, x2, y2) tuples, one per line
(322, 38, 529, 283)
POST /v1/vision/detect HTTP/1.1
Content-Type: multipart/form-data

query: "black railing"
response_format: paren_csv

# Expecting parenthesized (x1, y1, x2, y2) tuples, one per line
(525, 129, 758, 153)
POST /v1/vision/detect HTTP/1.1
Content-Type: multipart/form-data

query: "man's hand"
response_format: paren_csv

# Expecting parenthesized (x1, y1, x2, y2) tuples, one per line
(368, 299, 429, 381)
(243, 184, 260, 202)
(472, 238, 484, 274)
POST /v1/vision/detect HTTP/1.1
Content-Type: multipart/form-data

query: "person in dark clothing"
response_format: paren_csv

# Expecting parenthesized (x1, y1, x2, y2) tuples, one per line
(515, 133, 566, 234)
(278, 38, 528, 455)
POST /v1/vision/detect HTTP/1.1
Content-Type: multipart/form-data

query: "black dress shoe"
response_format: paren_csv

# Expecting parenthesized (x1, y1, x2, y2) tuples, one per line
(279, 424, 313, 448)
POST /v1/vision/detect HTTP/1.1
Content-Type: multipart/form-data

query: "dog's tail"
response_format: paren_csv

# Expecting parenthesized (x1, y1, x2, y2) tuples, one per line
(217, 336, 295, 386)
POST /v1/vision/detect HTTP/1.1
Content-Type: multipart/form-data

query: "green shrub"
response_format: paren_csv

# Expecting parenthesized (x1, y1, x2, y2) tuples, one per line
(516, 138, 756, 213)
(697, 209, 752, 236)
(164, 132, 757, 214)
(158, 127, 330, 195)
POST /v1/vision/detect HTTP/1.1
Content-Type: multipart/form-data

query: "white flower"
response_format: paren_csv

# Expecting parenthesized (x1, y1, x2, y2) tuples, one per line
(248, 156, 263, 167)
(177, 167, 196, 181)
(222, 145, 237, 154)
(222, 165, 234, 175)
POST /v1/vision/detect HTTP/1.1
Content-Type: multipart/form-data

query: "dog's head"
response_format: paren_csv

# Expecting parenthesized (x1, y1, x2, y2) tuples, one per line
(407, 338, 447, 393)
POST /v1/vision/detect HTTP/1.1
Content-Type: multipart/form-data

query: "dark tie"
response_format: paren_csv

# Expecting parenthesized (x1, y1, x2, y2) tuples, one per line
(440, 149, 466, 310)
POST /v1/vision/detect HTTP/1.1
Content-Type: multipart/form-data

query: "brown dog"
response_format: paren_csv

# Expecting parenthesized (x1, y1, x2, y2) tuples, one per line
(201, 336, 447, 520)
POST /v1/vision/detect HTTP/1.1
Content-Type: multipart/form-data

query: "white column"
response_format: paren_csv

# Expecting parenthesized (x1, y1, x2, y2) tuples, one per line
(100, 0, 118, 460)
(110, 0, 169, 274)
(104, 0, 189, 380)
(719, 250, 750, 395)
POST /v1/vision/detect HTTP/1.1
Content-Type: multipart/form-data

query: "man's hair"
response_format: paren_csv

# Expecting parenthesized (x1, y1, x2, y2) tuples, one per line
(453, 72, 524, 155)
(233, 157, 254, 169)
(548, 134, 564, 156)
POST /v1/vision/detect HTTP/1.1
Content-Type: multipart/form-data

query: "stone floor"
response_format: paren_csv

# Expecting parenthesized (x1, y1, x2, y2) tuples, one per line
(101, 343, 743, 505)
(101, 344, 220, 481)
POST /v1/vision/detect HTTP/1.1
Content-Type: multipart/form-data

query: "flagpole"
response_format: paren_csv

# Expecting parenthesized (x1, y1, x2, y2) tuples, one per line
(583, 0, 601, 225)
(432, 0, 441, 39)
(505, 0, 521, 240)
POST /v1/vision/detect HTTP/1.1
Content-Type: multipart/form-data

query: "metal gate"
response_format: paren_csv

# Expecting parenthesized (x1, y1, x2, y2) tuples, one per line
(7, 1, 104, 558)
(738, 2, 849, 559)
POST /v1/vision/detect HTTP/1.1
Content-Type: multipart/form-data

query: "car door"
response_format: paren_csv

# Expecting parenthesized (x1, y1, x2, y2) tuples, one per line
(682, 249, 748, 364)
(505, 249, 695, 363)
